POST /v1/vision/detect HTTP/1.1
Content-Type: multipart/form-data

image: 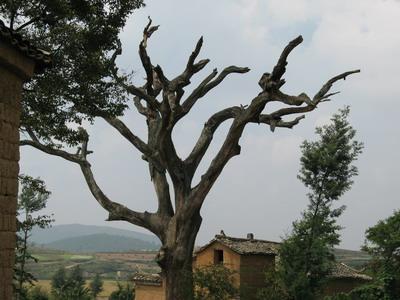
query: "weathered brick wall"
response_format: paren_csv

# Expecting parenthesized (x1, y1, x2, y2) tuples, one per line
(0, 42, 35, 300)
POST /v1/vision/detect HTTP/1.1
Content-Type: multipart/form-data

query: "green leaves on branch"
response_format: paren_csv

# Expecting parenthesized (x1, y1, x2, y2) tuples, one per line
(193, 265, 238, 300)
(0, 0, 144, 146)
(51, 266, 92, 300)
(14, 175, 54, 299)
(362, 210, 400, 299)
(298, 106, 363, 203)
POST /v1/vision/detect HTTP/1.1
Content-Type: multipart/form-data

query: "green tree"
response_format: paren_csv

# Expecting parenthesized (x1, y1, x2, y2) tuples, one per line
(67, 265, 90, 299)
(14, 175, 53, 299)
(276, 107, 363, 299)
(51, 266, 91, 300)
(257, 269, 289, 300)
(193, 265, 238, 300)
(1, 3, 359, 299)
(363, 210, 400, 299)
(89, 273, 103, 298)
(108, 282, 134, 300)
(51, 267, 68, 299)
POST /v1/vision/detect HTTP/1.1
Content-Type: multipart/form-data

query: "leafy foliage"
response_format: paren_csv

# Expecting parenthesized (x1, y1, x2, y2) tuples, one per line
(324, 283, 389, 300)
(89, 273, 103, 298)
(257, 269, 289, 300)
(14, 175, 53, 299)
(269, 107, 363, 299)
(108, 282, 135, 300)
(362, 210, 400, 299)
(51, 266, 91, 300)
(0, 0, 144, 146)
(193, 264, 238, 300)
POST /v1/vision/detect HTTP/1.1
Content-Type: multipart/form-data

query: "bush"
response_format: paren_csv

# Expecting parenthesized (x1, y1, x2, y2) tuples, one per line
(193, 264, 238, 300)
(108, 282, 135, 300)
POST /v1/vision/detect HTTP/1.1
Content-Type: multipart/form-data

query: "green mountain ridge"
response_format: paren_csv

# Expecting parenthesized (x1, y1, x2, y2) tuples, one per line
(43, 233, 159, 253)
(31, 223, 160, 245)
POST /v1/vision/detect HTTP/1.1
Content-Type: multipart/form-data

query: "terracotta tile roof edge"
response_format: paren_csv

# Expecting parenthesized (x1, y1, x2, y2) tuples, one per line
(330, 263, 372, 281)
(194, 234, 279, 256)
(0, 19, 51, 72)
(132, 273, 162, 286)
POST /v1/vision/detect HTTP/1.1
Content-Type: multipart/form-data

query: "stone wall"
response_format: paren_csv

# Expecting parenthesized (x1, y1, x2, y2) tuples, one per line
(0, 41, 35, 300)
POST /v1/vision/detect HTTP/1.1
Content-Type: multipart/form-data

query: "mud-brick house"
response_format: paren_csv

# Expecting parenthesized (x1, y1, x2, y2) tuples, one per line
(133, 233, 371, 300)
(193, 233, 280, 298)
(0, 20, 50, 300)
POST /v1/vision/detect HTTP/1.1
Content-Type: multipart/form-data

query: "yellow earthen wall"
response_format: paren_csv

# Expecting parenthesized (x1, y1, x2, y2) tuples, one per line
(135, 284, 166, 300)
(194, 241, 242, 287)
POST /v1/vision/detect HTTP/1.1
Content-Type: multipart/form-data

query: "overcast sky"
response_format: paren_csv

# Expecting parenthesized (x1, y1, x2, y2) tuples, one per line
(21, 0, 400, 250)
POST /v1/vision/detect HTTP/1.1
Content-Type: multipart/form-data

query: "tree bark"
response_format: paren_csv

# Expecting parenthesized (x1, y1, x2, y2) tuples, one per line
(160, 211, 202, 300)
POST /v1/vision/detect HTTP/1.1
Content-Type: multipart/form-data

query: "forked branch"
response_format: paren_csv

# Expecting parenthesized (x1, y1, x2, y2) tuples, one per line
(20, 128, 157, 232)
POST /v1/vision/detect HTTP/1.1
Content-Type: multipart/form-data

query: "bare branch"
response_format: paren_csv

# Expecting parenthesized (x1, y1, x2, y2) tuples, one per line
(102, 116, 152, 155)
(79, 161, 154, 230)
(152, 169, 174, 218)
(313, 70, 360, 101)
(15, 16, 42, 31)
(154, 65, 170, 89)
(20, 139, 82, 164)
(140, 17, 159, 96)
(133, 96, 152, 117)
(181, 66, 250, 115)
(110, 40, 160, 111)
(185, 106, 242, 175)
(20, 128, 83, 164)
(20, 129, 159, 234)
(187, 36, 204, 69)
(258, 35, 303, 92)
(268, 70, 360, 119)
(169, 37, 210, 93)
(257, 114, 306, 132)
(270, 35, 303, 82)
(190, 117, 245, 211)
(270, 90, 312, 106)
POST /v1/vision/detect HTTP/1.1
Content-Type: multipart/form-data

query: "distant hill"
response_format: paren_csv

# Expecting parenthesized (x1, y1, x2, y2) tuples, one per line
(43, 233, 159, 252)
(31, 224, 160, 245)
(333, 248, 371, 269)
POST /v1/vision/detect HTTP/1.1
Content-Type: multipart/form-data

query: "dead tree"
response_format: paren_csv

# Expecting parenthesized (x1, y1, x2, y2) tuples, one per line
(20, 18, 359, 300)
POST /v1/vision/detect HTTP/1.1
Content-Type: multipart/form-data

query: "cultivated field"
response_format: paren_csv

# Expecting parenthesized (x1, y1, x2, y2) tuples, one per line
(27, 247, 160, 280)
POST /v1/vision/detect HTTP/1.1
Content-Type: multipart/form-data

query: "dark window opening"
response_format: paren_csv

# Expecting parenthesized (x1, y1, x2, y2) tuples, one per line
(214, 249, 224, 264)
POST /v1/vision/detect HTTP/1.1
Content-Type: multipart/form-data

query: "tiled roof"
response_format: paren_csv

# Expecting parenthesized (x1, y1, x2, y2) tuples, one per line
(132, 273, 162, 286)
(329, 263, 372, 281)
(0, 19, 51, 73)
(196, 234, 280, 256)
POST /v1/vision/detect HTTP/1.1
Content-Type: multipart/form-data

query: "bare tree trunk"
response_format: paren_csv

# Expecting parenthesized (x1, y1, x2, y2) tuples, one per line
(159, 212, 202, 300)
